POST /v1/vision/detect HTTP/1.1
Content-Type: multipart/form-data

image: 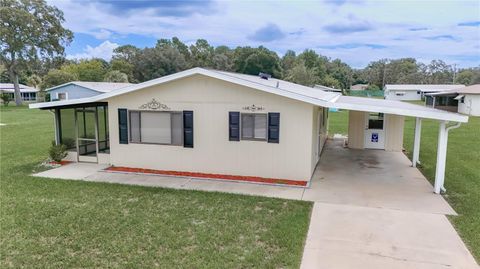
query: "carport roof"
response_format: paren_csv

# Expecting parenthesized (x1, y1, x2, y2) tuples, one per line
(29, 68, 468, 123)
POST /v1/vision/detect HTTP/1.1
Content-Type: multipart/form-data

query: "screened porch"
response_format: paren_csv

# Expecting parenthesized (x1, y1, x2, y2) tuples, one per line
(53, 102, 110, 163)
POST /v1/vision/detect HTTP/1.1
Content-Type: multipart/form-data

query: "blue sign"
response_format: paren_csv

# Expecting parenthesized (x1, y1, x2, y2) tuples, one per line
(371, 133, 379, 142)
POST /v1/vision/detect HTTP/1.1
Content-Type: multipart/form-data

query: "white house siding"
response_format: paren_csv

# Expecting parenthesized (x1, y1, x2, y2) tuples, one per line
(385, 90, 421, 101)
(310, 106, 328, 174)
(384, 114, 404, 152)
(458, 94, 480, 116)
(348, 110, 366, 149)
(348, 111, 404, 151)
(107, 74, 316, 182)
(48, 84, 101, 100)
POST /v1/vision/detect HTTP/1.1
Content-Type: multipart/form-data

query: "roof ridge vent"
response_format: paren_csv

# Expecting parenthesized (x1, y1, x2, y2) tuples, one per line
(259, 72, 271, 80)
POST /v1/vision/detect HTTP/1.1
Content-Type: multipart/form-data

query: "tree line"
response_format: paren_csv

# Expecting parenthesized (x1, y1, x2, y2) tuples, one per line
(2, 0, 479, 106)
(4, 38, 480, 92)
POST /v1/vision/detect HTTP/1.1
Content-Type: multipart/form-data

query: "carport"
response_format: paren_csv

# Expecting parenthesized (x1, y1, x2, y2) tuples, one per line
(328, 96, 469, 194)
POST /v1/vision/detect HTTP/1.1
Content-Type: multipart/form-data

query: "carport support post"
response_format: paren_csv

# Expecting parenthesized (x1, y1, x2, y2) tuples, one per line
(53, 108, 61, 145)
(412, 117, 422, 167)
(434, 121, 448, 194)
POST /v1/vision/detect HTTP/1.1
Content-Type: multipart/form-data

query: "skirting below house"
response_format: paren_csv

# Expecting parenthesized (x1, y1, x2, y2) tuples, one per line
(105, 166, 308, 187)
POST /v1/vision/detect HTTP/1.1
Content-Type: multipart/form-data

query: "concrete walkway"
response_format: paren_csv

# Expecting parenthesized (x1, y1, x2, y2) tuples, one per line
(32, 140, 478, 268)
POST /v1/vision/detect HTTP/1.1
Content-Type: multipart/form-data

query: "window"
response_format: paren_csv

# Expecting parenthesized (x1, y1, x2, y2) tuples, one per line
(417, 91, 421, 95)
(395, 92, 405, 96)
(241, 113, 267, 140)
(368, 113, 384, 129)
(129, 111, 183, 145)
(58, 93, 67, 100)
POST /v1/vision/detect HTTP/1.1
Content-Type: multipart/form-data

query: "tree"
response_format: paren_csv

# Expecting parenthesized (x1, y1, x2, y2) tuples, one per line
(0, 0, 73, 105)
(1, 93, 12, 106)
(112, 45, 140, 62)
(233, 46, 282, 77)
(110, 59, 134, 82)
(284, 61, 317, 86)
(424, 60, 453, 84)
(281, 50, 297, 75)
(27, 74, 42, 89)
(455, 68, 480, 85)
(104, 70, 129, 83)
(134, 46, 187, 81)
(189, 39, 214, 68)
(61, 59, 108, 81)
(40, 69, 77, 90)
(328, 59, 353, 89)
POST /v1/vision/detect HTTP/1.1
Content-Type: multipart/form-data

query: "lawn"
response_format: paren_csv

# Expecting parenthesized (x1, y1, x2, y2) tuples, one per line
(328, 108, 480, 262)
(0, 106, 312, 268)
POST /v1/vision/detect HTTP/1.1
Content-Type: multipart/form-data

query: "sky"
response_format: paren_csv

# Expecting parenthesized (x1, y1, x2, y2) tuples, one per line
(49, 0, 480, 68)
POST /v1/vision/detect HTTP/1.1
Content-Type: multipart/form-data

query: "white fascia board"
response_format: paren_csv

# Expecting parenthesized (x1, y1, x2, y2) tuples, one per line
(328, 100, 468, 123)
(29, 96, 101, 109)
(45, 82, 77, 92)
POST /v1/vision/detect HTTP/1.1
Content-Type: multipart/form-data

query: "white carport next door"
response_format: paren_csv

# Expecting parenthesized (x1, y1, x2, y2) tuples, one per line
(364, 112, 385, 149)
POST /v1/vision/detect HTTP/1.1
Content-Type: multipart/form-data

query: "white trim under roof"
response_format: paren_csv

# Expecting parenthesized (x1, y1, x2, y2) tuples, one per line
(30, 68, 468, 123)
(46, 81, 132, 93)
(385, 84, 465, 92)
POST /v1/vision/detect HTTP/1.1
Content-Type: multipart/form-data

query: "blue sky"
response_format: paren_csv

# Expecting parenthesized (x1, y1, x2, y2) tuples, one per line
(50, 0, 480, 68)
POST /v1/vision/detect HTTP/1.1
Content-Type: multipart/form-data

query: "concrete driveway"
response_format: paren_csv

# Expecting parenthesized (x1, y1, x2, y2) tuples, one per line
(301, 140, 477, 269)
(33, 140, 478, 268)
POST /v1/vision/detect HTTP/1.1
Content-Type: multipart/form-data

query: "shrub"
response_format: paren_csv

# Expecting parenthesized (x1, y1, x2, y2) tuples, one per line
(61, 138, 76, 149)
(49, 141, 68, 162)
(1, 93, 12, 106)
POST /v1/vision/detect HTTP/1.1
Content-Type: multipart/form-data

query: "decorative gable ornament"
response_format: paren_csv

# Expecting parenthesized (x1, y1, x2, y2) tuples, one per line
(242, 104, 265, 112)
(139, 98, 170, 110)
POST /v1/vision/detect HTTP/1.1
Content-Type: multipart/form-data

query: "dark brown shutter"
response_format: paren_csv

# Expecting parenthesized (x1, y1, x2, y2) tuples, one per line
(118, 108, 128, 144)
(183, 111, 194, 148)
(268, 112, 280, 143)
(229, 112, 240, 141)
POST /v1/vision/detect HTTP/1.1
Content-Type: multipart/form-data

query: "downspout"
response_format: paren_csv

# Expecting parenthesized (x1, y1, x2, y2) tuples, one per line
(440, 122, 462, 192)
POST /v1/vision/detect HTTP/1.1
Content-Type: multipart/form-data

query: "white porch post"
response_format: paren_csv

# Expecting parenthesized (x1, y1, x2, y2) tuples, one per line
(434, 121, 448, 194)
(412, 117, 422, 167)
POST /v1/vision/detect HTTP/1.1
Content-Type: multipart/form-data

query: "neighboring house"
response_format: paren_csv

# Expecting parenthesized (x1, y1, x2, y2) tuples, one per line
(384, 84, 464, 101)
(47, 81, 132, 101)
(30, 68, 468, 194)
(314, 85, 342, 93)
(425, 84, 480, 116)
(350, 84, 368, 91)
(0, 83, 38, 102)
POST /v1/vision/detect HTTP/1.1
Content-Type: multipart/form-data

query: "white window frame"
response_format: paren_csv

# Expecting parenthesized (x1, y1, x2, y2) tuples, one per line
(129, 110, 183, 146)
(240, 113, 268, 141)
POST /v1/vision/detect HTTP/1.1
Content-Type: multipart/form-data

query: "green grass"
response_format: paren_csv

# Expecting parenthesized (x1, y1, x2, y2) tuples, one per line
(0, 106, 312, 268)
(328, 108, 480, 262)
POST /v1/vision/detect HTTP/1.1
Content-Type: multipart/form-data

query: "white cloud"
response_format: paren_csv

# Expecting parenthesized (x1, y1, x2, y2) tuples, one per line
(67, 40, 119, 60)
(53, 0, 480, 68)
(90, 29, 113, 40)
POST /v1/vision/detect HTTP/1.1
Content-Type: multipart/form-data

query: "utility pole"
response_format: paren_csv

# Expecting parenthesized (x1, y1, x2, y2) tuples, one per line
(452, 64, 457, 84)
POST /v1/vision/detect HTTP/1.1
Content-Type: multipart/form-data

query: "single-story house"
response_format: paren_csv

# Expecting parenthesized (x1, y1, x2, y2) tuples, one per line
(47, 81, 132, 101)
(425, 84, 480, 116)
(350, 84, 368, 91)
(384, 84, 465, 101)
(30, 68, 469, 194)
(0, 83, 39, 102)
